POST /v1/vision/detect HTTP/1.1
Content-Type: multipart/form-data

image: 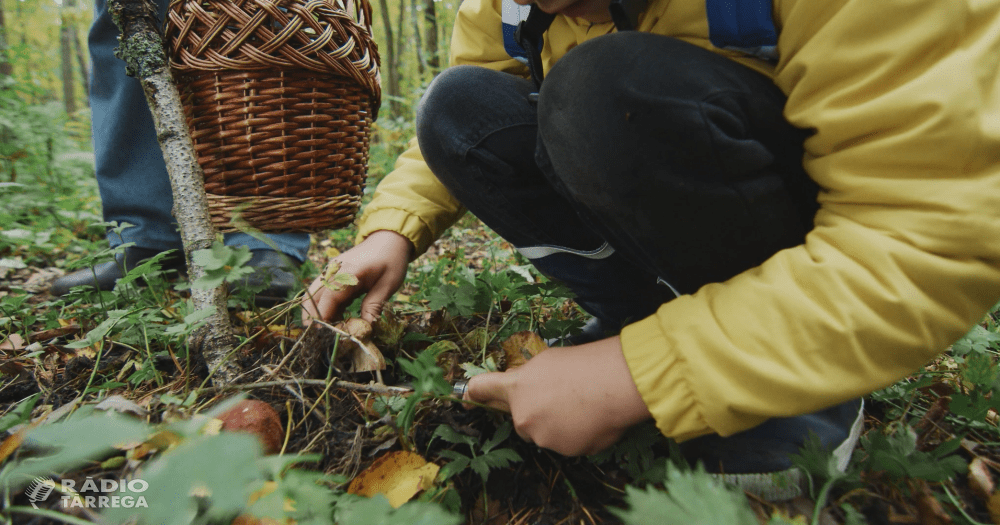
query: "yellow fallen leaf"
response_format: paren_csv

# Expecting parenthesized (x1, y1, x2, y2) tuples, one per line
(348, 451, 440, 508)
(989, 491, 1000, 525)
(0, 430, 25, 464)
(324, 247, 341, 259)
(500, 331, 548, 370)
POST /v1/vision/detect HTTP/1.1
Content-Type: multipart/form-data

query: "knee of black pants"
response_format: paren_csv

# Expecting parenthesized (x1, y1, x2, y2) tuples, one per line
(416, 65, 537, 179)
(535, 32, 817, 291)
(536, 32, 795, 205)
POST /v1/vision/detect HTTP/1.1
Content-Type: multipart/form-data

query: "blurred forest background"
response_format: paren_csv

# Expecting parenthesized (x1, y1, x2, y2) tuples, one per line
(0, 0, 456, 162)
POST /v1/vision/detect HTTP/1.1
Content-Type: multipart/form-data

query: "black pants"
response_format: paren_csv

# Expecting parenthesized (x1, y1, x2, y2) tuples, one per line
(417, 33, 817, 330)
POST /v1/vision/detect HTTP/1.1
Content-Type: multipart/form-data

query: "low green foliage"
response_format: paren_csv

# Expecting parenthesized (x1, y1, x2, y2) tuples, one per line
(432, 422, 522, 485)
(394, 343, 454, 440)
(190, 242, 255, 291)
(860, 426, 965, 483)
(0, 396, 464, 525)
(611, 465, 797, 525)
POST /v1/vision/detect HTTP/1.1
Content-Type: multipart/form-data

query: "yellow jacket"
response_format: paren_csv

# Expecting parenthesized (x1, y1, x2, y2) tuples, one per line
(358, 0, 1000, 440)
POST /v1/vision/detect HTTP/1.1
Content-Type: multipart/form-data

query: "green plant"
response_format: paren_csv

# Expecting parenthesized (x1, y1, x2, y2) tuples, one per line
(394, 343, 453, 440)
(859, 424, 966, 483)
(610, 465, 798, 525)
(0, 396, 463, 525)
(589, 421, 671, 481)
(432, 421, 522, 485)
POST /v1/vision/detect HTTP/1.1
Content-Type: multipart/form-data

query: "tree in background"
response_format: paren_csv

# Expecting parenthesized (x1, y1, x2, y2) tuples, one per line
(0, 0, 11, 78)
(423, 0, 438, 71)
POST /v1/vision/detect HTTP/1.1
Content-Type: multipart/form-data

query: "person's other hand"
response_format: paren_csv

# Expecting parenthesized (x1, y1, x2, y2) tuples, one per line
(302, 230, 412, 324)
(465, 336, 653, 456)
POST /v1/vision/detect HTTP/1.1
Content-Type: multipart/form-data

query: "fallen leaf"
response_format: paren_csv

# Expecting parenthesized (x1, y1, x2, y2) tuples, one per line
(28, 325, 81, 342)
(500, 331, 548, 370)
(988, 492, 1000, 525)
(0, 430, 25, 464)
(126, 430, 183, 458)
(0, 333, 25, 351)
(912, 480, 953, 525)
(348, 450, 440, 508)
(95, 395, 150, 418)
(968, 457, 995, 502)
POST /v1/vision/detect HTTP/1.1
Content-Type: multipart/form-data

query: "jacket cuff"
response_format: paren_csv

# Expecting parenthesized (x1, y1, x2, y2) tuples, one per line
(356, 207, 436, 260)
(620, 314, 714, 442)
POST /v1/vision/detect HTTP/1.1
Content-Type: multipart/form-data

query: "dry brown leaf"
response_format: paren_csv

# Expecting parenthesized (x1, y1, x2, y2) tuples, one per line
(95, 395, 150, 417)
(912, 480, 953, 525)
(347, 450, 440, 508)
(500, 331, 548, 370)
(968, 457, 996, 503)
(0, 333, 25, 351)
(28, 325, 81, 342)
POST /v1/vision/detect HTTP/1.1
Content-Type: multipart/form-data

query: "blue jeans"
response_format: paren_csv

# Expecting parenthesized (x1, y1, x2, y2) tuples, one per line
(87, 0, 310, 260)
(417, 33, 817, 330)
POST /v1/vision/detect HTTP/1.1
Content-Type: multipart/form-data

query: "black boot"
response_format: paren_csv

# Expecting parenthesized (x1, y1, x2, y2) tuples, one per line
(49, 246, 185, 296)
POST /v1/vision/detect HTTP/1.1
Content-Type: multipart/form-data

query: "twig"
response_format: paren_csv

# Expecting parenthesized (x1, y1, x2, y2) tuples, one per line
(200, 378, 413, 396)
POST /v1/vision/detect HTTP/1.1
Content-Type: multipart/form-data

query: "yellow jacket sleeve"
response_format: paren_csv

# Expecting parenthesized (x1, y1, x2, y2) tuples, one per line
(356, 0, 526, 254)
(621, 0, 1000, 440)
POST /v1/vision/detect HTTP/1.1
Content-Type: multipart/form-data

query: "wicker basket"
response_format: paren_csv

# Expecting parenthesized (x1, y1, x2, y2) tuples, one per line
(165, 0, 381, 233)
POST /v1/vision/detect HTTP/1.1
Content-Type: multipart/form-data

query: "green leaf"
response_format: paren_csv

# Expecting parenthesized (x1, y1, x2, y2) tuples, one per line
(952, 325, 1000, 358)
(65, 310, 129, 349)
(101, 433, 264, 525)
(609, 467, 758, 525)
(431, 425, 476, 448)
(962, 351, 998, 388)
(1, 412, 150, 491)
(335, 494, 462, 525)
(117, 250, 178, 287)
(481, 421, 513, 454)
(478, 448, 522, 470)
(840, 503, 869, 525)
(190, 242, 255, 290)
(437, 455, 471, 481)
(0, 394, 39, 433)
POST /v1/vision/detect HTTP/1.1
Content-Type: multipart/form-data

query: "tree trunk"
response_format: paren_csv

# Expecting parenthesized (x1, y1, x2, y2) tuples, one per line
(423, 0, 439, 71)
(71, 27, 90, 103)
(0, 0, 12, 78)
(409, 0, 424, 77)
(109, 0, 241, 385)
(60, 8, 77, 114)
(377, 0, 399, 117)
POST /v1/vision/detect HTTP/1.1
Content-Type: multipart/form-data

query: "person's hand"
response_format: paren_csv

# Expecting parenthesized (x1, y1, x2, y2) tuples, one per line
(302, 230, 413, 324)
(465, 336, 652, 456)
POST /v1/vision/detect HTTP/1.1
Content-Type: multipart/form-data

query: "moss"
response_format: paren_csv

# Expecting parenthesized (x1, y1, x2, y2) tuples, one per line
(115, 31, 167, 78)
(108, 0, 167, 78)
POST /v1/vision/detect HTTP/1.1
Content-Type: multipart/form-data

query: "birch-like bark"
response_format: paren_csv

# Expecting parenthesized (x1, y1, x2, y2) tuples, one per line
(109, 0, 240, 385)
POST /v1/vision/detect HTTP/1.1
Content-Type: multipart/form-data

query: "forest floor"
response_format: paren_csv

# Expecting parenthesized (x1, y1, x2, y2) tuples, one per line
(3, 153, 1000, 525)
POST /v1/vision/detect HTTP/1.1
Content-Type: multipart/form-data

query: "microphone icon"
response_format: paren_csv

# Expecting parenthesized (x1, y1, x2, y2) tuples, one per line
(25, 477, 55, 509)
